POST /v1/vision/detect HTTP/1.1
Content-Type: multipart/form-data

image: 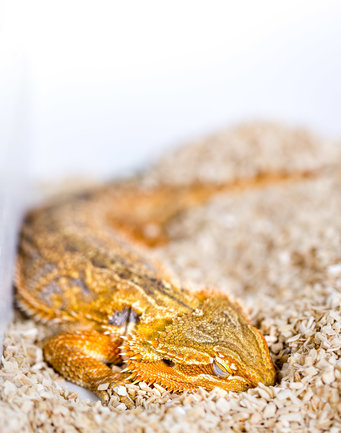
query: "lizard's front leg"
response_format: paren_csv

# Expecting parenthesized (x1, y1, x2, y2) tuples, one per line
(43, 329, 130, 404)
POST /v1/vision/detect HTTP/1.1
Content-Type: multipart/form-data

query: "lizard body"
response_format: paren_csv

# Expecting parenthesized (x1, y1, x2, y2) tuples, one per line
(15, 177, 286, 402)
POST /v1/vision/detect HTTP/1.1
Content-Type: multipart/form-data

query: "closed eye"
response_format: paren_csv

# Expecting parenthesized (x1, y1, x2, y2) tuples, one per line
(213, 362, 230, 378)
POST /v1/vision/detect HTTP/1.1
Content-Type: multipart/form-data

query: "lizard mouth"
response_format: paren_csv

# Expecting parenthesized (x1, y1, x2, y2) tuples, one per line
(123, 359, 253, 392)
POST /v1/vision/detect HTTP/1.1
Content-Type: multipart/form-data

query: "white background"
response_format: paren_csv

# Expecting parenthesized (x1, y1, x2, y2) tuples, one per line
(1, 0, 341, 182)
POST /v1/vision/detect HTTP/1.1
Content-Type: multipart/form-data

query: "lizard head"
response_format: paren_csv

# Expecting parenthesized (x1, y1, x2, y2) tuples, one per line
(123, 293, 276, 392)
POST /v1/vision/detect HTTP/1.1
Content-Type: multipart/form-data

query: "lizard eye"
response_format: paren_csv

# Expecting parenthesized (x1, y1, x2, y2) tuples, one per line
(213, 362, 229, 377)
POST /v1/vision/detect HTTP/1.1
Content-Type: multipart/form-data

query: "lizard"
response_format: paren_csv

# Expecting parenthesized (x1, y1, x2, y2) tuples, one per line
(15, 171, 309, 404)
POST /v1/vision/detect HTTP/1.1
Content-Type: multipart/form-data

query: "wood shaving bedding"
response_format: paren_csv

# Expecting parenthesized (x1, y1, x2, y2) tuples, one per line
(1, 122, 341, 433)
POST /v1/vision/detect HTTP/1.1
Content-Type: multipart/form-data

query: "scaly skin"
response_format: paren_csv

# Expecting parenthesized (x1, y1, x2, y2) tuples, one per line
(15, 173, 311, 403)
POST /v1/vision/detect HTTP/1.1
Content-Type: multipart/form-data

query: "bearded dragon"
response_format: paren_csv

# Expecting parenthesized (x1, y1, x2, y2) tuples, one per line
(14, 172, 303, 403)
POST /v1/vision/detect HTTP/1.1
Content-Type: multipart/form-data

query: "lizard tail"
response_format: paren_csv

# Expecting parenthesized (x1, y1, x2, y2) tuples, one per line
(107, 170, 316, 248)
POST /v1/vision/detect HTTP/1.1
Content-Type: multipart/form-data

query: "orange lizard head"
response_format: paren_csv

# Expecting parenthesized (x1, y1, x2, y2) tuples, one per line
(123, 293, 276, 392)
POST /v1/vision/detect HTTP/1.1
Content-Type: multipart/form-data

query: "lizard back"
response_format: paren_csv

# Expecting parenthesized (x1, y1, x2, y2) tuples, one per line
(16, 183, 200, 331)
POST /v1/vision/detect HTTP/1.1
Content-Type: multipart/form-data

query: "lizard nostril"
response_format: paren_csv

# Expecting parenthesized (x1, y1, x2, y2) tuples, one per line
(162, 359, 175, 367)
